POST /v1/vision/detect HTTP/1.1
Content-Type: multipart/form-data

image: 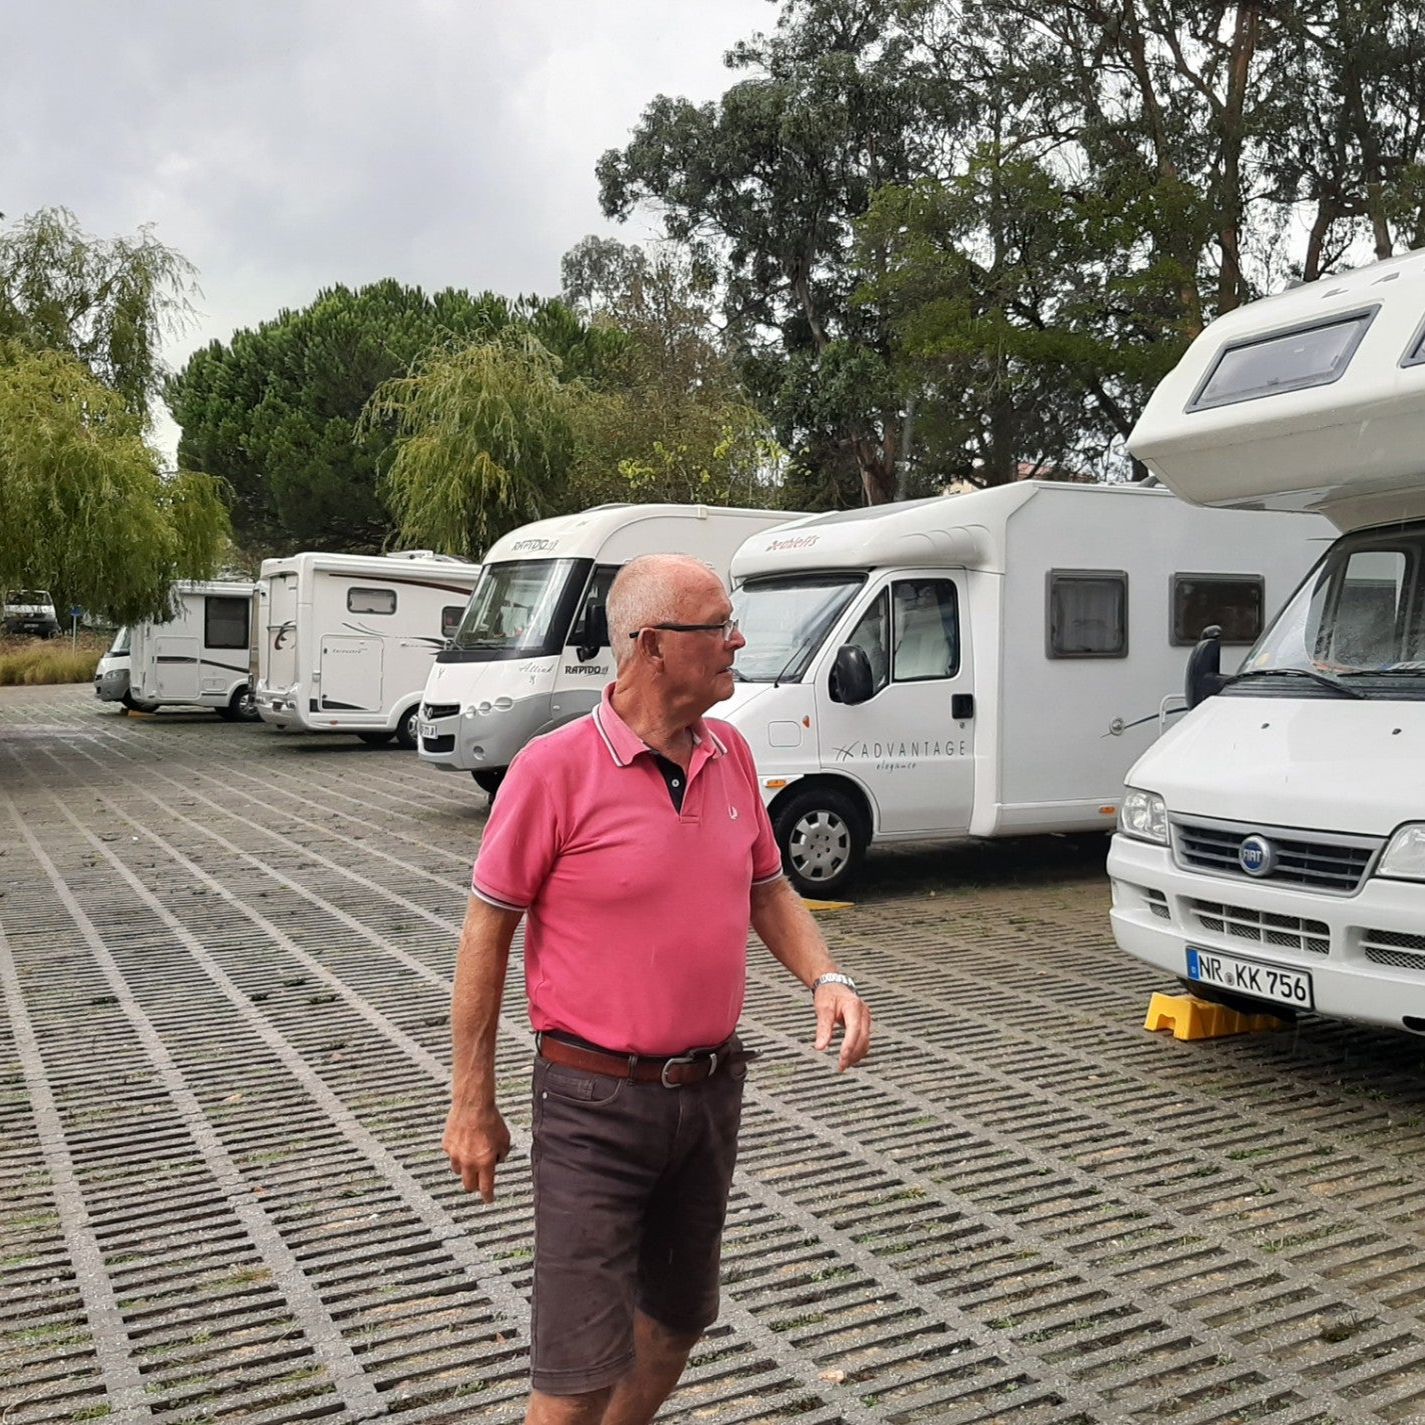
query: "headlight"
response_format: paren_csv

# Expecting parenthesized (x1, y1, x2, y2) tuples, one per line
(1378, 824, 1425, 881)
(1119, 789, 1168, 845)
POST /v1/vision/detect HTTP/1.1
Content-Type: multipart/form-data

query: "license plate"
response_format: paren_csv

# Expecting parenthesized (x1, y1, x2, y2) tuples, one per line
(1186, 947, 1313, 1009)
(417, 721, 438, 739)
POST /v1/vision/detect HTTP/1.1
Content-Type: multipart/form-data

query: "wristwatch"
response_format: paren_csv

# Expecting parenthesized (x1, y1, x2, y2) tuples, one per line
(811, 972, 858, 996)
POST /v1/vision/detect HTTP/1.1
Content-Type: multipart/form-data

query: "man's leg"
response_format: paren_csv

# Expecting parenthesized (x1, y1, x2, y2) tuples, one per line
(599, 1311, 702, 1425)
(525, 1385, 613, 1425)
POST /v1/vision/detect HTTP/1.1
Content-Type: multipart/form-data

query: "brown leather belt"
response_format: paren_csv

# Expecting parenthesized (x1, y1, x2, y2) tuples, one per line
(537, 1033, 733, 1087)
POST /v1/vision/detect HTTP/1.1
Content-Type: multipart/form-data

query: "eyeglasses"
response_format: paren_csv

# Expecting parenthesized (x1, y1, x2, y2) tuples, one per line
(630, 620, 740, 640)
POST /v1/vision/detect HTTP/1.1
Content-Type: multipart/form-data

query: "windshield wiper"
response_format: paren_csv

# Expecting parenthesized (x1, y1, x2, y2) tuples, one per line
(1222, 667, 1367, 699)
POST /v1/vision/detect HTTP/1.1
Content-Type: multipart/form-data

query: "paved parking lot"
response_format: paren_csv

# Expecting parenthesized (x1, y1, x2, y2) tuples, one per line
(7, 684, 1425, 1425)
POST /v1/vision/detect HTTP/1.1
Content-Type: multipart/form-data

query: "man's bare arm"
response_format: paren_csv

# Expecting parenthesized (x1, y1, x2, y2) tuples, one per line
(750, 877, 871, 1070)
(443, 895, 522, 1201)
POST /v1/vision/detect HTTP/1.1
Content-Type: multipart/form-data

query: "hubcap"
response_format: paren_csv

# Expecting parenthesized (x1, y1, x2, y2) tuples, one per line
(788, 810, 851, 881)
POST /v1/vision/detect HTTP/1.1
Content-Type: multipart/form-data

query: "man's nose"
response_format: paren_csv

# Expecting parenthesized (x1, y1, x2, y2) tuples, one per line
(727, 625, 746, 651)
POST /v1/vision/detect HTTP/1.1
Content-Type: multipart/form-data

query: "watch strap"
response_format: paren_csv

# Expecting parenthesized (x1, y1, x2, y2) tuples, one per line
(812, 971, 858, 996)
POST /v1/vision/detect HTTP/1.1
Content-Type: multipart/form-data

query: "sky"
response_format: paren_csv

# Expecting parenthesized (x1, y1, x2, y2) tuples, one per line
(5, 0, 778, 462)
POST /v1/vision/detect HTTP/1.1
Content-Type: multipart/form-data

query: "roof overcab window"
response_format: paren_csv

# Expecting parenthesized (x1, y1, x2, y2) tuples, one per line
(1189, 310, 1376, 411)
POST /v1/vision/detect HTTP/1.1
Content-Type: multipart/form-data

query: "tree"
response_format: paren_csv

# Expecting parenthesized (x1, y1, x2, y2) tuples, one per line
(0, 347, 228, 623)
(598, 0, 952, 505)
(0, 206, 198, 418)
(168, 283, 618, 556)
(560, 237, 786, 509)
(369, 332, 580, 558)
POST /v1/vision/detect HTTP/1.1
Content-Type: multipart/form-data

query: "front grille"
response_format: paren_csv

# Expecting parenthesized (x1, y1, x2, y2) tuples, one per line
(1145, 888, 1170, 920)
(1363, 927, 1425, 973)
(1191, 899, 1330, 955)
(420, 734, 455, 754)
(1172, 817, 1379, 894)
(422, 702, 460, 720)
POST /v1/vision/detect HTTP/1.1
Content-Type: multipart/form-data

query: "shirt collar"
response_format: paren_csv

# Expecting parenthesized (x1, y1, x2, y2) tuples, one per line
(593, 682, 727, 768)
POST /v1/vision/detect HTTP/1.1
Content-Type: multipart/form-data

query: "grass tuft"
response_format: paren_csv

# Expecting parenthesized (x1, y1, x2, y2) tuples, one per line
(0, 633, 107, 686)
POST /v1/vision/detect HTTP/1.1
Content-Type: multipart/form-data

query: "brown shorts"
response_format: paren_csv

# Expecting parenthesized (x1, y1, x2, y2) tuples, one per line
(528, 1043, 746, 1396)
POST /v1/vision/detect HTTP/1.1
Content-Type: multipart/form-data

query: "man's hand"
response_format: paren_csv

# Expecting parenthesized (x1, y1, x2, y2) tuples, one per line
(813, 982, 872, 1071)
(443, 1102, 511, 1203)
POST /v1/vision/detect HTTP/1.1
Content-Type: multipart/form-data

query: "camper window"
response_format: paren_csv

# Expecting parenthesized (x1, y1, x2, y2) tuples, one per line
(1171, 574, 1264, 645)
(348, 587, 397, 615)
(1238, 524, 1425, 692)
(204, 596, 250, 649)
(441, 606, 464, 640)
(1188, 309, 1376, 411)
(892, 580, 959, 681)
(844, 591, 892, 696)
(569, 565, 619, 649)
(1048, 571, 1128, 658)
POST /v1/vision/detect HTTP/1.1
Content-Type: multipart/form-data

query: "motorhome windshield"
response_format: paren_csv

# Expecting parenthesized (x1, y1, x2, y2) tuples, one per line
(449, 559, 590, 660)
(1234, 522, 1425, 699)
(731, 574, 866, 682)
(108, 627, 130, 656)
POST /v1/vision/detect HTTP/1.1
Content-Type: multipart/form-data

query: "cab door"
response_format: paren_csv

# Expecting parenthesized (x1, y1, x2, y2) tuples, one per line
(813, 574, 975, 835)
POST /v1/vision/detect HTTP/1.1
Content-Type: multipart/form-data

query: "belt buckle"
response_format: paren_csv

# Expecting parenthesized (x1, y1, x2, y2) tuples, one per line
(660, 1049, 717, 1088)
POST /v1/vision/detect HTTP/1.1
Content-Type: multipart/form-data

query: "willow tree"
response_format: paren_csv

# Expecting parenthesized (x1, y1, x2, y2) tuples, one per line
(369, 332, 579, 557)
(0, 348, 230, 623)
(0, 206, 198, 418)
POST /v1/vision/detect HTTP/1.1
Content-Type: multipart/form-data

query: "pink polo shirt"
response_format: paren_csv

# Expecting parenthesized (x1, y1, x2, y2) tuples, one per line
(471, 684, 784, 1055)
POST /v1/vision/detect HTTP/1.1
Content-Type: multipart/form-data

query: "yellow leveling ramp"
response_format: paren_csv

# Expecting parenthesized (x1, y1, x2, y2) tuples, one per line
(1144, 991, 1288, 1041)
(801, 898, 854, 912)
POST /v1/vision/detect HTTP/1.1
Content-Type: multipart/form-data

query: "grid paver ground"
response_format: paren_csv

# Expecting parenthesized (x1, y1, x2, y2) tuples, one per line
(7, 683, 1425, 1425)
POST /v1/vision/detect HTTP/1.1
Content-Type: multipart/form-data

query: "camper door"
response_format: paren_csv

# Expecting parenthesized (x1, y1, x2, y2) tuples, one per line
(815, 574, 975, 835)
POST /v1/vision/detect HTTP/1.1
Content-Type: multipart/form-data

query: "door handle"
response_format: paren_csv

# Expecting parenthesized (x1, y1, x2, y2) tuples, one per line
(951, 693, 974, 720)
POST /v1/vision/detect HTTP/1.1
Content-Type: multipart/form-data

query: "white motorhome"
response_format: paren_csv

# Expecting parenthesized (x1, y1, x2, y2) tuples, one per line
(417, 504, 802, 790)
(722, 483, 1330, 894)
(1109, 249, 1425, 1034)
(124, 581, 260, 719)
(255, 551, 480, 746)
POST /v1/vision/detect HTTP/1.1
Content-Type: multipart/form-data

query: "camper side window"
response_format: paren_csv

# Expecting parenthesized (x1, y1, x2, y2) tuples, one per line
(892, 580, 959, 681)
(204, 596, 250, 649)
(1171, 574, 1264, 645)
(1047, 571, 1128, 658)
(569, 565, 619, 648)
(843, 591, 892, 696)
(348, 587, 397, 615)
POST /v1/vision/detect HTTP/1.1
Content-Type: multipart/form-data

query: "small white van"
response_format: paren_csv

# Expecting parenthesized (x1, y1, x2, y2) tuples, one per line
(1109, 248, 1425, 1033)
(723, 483, 1331, 894)
(255, 551, 480, 746)
(126, 581, 260, 719)
(417, 504, 802, 791)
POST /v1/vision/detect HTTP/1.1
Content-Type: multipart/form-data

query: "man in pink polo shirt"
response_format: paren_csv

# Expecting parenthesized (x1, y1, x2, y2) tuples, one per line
(443, 553, 871, 1425)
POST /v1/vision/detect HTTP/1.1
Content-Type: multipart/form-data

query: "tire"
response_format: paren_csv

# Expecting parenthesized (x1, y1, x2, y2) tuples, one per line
(773, 786, 867, 898)
(472, 769, 506, 797)
(120, 691, 160, 714)
(395, 705, 420, 750)
(1178, 977, 1297, 1021)
(358, 730, 395, 746)
(228, 684, 261, 722)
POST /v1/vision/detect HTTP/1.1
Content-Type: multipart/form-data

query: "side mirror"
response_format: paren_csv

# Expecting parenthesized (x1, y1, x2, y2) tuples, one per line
(1185, 625, 1227, 710)
(576, 605, 609, 663)
(830, 644, 874, 705)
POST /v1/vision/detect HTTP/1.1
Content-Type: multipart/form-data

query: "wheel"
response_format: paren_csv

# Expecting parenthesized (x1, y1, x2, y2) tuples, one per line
(395, 705, 420, 750)
(227, 684, 261, 722)
(773, 786, 867, 897)
(120, 691, 160, 714)
(357, 730, 395, 746)
(472, 769, 506, 797)
(1178, 977, 1297, 1021)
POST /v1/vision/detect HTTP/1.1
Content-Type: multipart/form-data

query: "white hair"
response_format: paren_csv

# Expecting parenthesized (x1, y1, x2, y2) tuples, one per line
(607, 553, 721, 669)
